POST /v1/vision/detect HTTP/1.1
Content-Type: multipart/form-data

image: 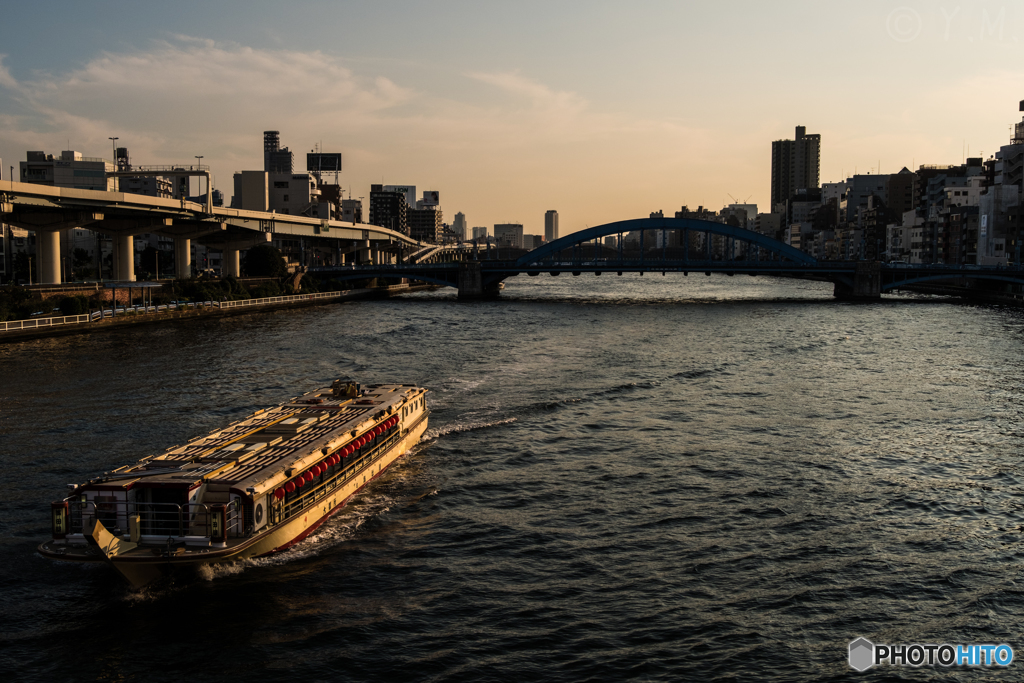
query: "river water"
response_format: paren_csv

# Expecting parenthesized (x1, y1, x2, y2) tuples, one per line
(2, 274, 1023, 681)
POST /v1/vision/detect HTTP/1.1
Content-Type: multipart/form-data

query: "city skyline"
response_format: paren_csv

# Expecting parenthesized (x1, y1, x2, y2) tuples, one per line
(1, 2, 1022, 236)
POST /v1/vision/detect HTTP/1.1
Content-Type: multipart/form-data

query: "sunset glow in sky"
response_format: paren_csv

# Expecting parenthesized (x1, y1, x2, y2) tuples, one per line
(2, 1, 1023, 236)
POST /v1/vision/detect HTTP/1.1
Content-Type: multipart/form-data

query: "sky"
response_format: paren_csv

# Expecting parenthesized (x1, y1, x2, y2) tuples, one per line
(1, 0, 1023, 237)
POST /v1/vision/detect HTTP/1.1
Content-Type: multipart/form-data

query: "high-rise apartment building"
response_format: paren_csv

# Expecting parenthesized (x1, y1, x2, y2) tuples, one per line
(771, 126, 821, 209)
(369, 184, 409, 235)
(408, 205, 443, 242)
(545, 210, 559, 242)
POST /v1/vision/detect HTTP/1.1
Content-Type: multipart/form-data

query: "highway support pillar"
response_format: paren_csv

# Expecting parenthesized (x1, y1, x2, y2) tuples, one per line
(834, 261, 881, 300)
(116, 234, 135, 282)
(175, 238, 192, 279)
(224, 248, 240, 278)
(37, 230, 61, 284)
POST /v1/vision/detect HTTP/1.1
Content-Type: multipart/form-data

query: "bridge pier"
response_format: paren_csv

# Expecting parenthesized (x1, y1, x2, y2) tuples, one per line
(834, 261, 881, 300)
(175, 238, 192, 279)
(458, 263, 483, 299)
(37, 230, 62, 284)
(458, 262, 502, 299)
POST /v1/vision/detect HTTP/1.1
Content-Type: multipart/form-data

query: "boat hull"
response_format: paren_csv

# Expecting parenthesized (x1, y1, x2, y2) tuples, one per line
(38, 417, 428, 587)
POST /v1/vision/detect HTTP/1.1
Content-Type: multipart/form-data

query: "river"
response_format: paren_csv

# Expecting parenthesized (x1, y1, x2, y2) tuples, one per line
(1, 274, 1022, 681)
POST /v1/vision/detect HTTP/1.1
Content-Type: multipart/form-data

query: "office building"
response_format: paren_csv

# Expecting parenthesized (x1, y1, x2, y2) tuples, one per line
(771, 126, 821, 209)
(725, 203, 757, 229)
(494, 223, 524, 249)
(472, 226, 488, 241)
(384, 185, 417, 207)
(453, 212, 467, 241)
(755, 213, 782, 241)
(122, 176, 174, 198)
(886, 168, 918, 218)
(20, 150, 114, 191)
(341, 198, 363, 223)
(268, 172, 322, 216)
(545, 210, 559, 242)
(233, 132, 326, 216)
(844, 174, 890, 225)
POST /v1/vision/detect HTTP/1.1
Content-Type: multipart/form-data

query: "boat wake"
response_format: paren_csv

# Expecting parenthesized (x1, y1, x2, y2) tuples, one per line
(424, 417, 517, 440)
(197, 490, 399, 582)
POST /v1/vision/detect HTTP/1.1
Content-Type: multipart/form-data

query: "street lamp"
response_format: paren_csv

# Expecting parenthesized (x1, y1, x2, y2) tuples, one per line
(195, 156, 203, 198)
(108, 137, 119, 191)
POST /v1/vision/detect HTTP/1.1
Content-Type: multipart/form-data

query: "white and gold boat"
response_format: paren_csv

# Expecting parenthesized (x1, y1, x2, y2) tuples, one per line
(38, 380, 429, 588)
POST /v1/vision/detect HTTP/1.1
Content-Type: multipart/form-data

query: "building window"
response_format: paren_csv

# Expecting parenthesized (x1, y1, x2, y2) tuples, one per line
(274, 181, 289, 189)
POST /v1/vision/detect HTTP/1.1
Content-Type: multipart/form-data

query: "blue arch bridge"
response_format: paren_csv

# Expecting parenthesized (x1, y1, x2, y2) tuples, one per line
(312, 217, 1024, 300)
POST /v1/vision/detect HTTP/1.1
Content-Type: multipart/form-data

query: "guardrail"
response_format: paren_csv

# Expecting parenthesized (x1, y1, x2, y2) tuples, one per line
(219, 291, 344, 309)
(0, 313, 92, 332)
(0, 291, 351, 333)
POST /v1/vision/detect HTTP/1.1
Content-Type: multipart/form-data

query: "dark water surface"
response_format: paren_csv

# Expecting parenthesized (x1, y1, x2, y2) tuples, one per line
(2, 275, 1024, 681)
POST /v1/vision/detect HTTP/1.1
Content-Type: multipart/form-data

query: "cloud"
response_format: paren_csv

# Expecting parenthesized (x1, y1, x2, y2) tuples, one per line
(468, 70, 588, 117)
(0, 38, 742, 230)
(0, 38, 416, 173)
(0, 56, 18, 91)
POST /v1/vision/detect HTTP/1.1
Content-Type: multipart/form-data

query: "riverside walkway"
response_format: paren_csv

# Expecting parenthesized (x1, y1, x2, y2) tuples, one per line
(0, 285, 422, 343)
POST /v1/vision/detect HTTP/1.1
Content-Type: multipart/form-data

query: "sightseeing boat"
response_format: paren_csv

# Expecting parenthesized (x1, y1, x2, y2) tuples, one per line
(38, 380, 429, 588)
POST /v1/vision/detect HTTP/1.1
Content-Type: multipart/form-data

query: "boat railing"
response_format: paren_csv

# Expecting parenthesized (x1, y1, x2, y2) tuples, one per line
(63, 499, 243, 542)
(279, 431, 401, 520)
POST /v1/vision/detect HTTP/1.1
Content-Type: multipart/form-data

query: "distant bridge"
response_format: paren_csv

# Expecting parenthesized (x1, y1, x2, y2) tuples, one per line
(313, 217, 1024, 299)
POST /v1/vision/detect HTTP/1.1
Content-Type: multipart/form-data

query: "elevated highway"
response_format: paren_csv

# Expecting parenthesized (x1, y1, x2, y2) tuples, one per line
(0, 181, 467, 283)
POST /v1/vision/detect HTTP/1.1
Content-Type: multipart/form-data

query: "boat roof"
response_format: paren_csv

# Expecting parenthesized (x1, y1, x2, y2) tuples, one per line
(89, 383, 425, 498)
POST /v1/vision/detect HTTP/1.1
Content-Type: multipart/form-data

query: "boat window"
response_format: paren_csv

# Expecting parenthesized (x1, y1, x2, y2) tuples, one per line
(96, 495, 118, 529)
